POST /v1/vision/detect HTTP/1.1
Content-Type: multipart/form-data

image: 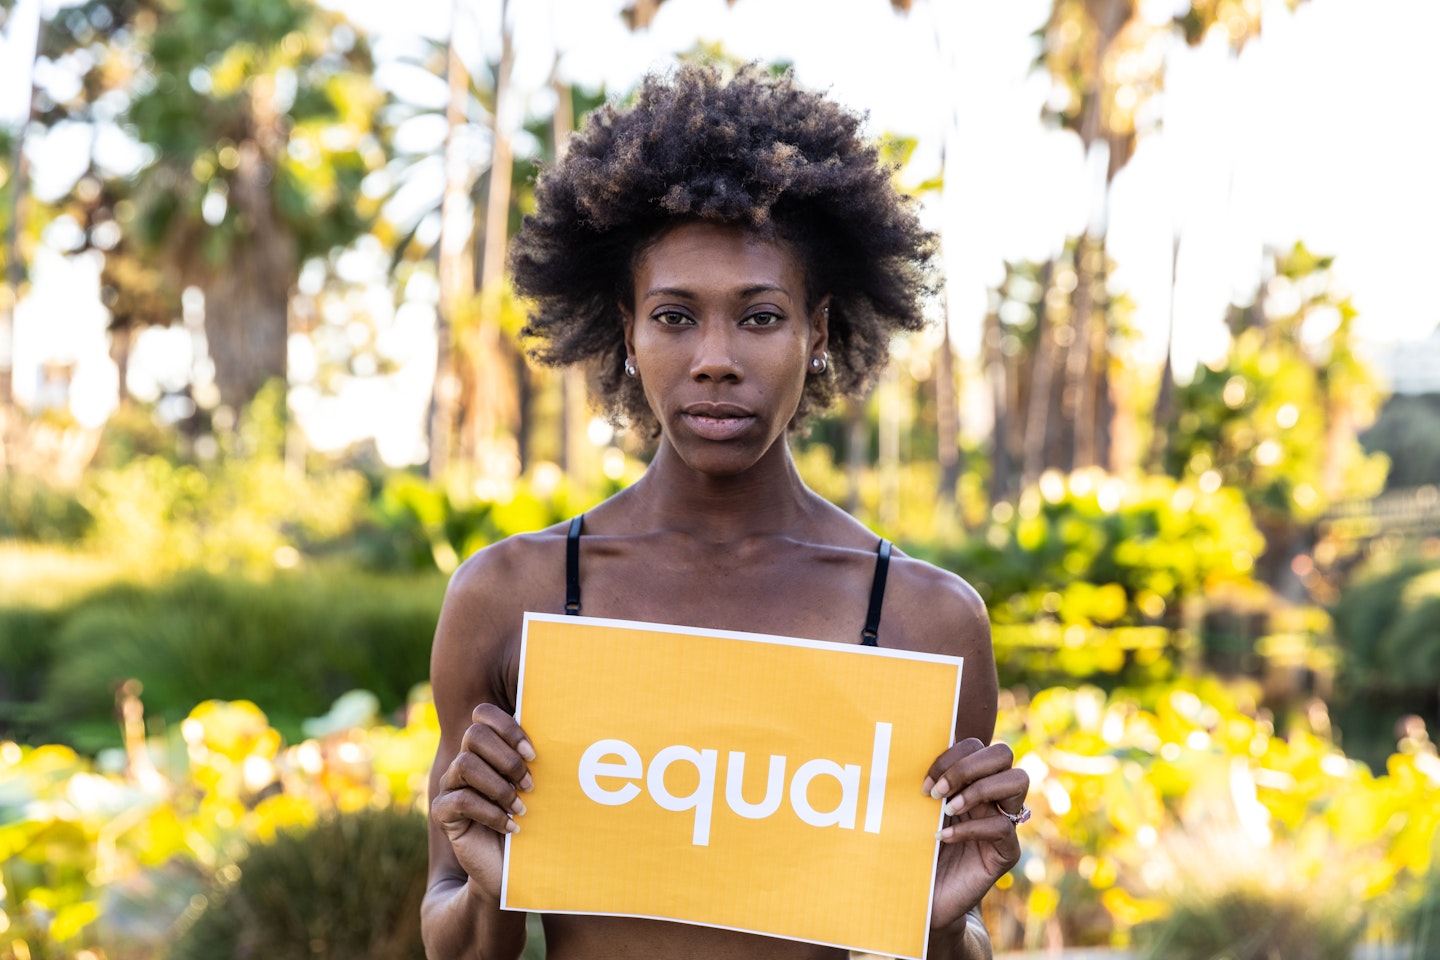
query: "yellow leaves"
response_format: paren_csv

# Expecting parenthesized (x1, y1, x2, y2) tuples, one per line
(1, 689, 442, 954)
(184, 700, 281, 763)
(1027, 883, 1061, 921)
(1102, 886, 1167, 927)
(46, 901, 98, 942)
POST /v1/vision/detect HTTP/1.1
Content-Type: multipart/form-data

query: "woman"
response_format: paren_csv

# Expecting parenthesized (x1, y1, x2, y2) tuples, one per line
(423, 64, 1030, 960)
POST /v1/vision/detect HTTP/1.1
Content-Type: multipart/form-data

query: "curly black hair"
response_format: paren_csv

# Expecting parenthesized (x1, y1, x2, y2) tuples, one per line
(511, 62, 936, 433)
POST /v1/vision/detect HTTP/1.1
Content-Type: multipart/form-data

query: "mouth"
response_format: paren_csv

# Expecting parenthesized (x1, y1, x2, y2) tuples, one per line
(679, 402, 757, 441)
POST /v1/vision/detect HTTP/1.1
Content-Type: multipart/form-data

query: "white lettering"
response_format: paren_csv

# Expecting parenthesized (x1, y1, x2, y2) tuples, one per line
(578, 739, 642, 806)
(724, 751, 786, 819)
(575, 725, 894, 845)
(647, 744, 719, 846)
(863, 722, 892, 834)
(790, 759, 861, 829)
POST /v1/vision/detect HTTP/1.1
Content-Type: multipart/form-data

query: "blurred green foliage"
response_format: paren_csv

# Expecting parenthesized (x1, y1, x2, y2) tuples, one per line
(1167, 243, 1387, 535)
(1362, 394, 1440, 490)
(0, 693, 439, 959)
(921, 470, 1264, 688)
(169, 807, 428, 960)
(78, 383, 368, 573)
(1328, 556, 1440, 765)
(990, 679, 1439, 950)
(1135, 884, 1360, 960)
(1, 567, 444, 752)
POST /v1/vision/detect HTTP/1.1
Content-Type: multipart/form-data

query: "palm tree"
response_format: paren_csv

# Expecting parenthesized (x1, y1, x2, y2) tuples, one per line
(113, 0, 387, 416)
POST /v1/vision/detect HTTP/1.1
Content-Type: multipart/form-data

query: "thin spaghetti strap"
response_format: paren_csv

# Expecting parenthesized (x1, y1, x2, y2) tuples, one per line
(860, 538, 891, 646)
(565, 515, 583, 615)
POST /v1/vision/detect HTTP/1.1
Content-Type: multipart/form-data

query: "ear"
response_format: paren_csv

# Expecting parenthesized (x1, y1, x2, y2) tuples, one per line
(621, 305, 636, 358)
(810, 295, 831, 358)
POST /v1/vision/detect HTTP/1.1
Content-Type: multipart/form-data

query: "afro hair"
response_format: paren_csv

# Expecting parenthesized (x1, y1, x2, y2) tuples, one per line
(510, 62, 936, 434)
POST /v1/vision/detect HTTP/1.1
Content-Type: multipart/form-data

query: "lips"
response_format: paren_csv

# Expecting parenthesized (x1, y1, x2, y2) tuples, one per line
(679, 401, 757, 441)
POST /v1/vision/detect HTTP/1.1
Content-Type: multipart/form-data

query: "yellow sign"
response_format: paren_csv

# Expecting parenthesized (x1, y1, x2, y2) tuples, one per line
(501, 613, 964, 959)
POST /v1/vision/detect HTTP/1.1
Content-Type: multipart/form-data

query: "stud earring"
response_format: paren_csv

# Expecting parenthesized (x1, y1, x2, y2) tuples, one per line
(810, 353, 828, 374)
(624, 358, 637, 378)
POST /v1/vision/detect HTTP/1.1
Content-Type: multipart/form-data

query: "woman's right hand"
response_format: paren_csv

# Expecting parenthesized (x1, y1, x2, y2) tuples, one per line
(430, 702, 536, 899)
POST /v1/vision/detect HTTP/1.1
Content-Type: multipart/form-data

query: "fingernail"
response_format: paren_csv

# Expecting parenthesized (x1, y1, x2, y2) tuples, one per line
(934, 827, 951, 842)
(921, 776, 934, 796)
(519, 773, 534, 792)
(505, 819, 520, 834)
(944, 795, 964, 816)
(510, 798, 527, 817)
(929, 777, 950, 801)
(518, 741, 536, 762)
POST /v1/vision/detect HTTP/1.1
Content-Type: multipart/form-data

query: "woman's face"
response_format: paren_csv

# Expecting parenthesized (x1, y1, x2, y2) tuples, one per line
(623, 221, 829, 477)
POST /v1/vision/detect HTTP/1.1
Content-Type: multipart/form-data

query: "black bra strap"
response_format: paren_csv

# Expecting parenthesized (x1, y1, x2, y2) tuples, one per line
(861, 538, 891, 646)
(565, 515, 583, 615)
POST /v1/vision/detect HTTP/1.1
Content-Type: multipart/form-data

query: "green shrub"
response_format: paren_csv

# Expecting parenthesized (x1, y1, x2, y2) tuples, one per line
(1136, 884, 1361, 960)
(22, 567, 444, 751)
(1402, 863, 1440, 956)
(0, 471, 92, 542)
(1330, 557, 1440, 766)
(919, 472, 1263, 688)
(168, 806, 429, 960)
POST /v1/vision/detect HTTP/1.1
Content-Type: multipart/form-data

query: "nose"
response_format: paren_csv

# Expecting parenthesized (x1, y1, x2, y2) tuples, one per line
(689, 319, 742, 382)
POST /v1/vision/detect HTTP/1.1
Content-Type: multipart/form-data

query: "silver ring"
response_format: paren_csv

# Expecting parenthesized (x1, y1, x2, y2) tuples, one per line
(1002, 805, 1031, 826)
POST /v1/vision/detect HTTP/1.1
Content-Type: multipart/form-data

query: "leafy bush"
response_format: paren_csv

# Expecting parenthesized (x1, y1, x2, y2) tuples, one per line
(1401, 861, 1440, 956)
(1, 693, 440, 959)
(356, 466, 615, 574)
(1329, 557, 1440, 766)
(1136, 884, 1360, 960)
(0, 472, 92, 543)
(8, 568, 444, 751)
(919, 471, 1264, 688)
(991, 680, 1439, 950)
(168, 806, 429, 960)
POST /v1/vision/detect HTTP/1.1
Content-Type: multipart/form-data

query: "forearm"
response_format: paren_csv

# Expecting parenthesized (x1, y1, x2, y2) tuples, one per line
(421, 873, 528, 960)
(927, 905, 993, 960)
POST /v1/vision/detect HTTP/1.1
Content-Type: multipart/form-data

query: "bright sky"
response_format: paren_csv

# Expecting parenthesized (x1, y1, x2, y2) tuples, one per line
(2, 0, 1437, 459)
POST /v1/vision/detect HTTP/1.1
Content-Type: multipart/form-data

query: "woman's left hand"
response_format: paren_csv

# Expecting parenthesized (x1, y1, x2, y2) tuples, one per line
(924, 738, 1030, 931)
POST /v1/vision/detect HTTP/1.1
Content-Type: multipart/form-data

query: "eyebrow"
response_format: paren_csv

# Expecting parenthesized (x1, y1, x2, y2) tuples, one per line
(642, 284, 793, 300)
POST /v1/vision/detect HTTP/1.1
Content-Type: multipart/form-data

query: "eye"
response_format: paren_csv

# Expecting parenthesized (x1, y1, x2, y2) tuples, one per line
(740, 311, 782, 327)
(652, 309, 693, 326)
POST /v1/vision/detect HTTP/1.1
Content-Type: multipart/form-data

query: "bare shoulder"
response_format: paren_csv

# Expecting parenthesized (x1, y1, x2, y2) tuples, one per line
(880, 549, 998, 743)
(430, 523, 571, 718)
(881, 550, 992, 659)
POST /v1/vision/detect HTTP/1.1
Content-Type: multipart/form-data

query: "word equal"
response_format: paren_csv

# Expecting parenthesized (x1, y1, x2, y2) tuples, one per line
(577, 722, 894, 846)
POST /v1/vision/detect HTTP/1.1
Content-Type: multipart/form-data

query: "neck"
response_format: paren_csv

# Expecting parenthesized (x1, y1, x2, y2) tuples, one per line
(624, 435, 817, 543)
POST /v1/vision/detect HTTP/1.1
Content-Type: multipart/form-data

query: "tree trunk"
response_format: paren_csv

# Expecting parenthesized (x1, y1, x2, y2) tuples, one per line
(200, 142, 293, 415)
(551, 71, 588, 486)
(465, 0, 517, 471)
(1, 0, 41, 466)
(1148, 235, 1180, 472)
(1021, 260, 1059, 488)
(845, 398, 866, 516)
(936, 313, 961, 506)
(983, 307, 1013, 506)
(879, 364, 900, 529)
(430, 0, 475, 480)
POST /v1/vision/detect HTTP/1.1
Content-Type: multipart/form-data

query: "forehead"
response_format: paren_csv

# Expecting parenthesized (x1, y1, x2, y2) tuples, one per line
(633, 222, 806, 297)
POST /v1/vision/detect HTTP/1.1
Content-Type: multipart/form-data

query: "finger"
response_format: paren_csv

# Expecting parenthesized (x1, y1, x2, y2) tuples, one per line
(942, 767, 1030, 818)
(472, 703, 537, 761)
(926, 740, 1014, 801)
(439, 751, 528, 817)
(922, 738, 984, 797)
(936, 811, 1022, 847)
(431, 784, 519, 838)
(460, 722, 535, 792)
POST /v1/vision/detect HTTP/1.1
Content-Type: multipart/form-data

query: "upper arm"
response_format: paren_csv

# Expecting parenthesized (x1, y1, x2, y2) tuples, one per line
(425, 545, 524, 886)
